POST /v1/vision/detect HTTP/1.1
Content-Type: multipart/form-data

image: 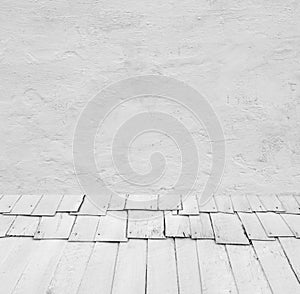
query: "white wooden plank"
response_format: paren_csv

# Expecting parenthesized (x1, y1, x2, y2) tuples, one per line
(7, 216, 40, 236)
(48, 242, 94, 294)
(0, 238, 19, 267)
(281, 214, 300, 237)
(279, 237, 300, 281)
(0, 238, 38, 293)
(214, 195, 234, 213)
(74, 197, 106, 215)
(107, 193, 127, 210)
(196, 240, 238, 294)
(158, 193, 182, 210)
(246, 194, 266, 212)
(9, 194, 42, 215)
(0, 195, 21, 213)
(13, 240, 66, 294)
(253, 240, 300, 293)
(0, 215, 15, 237)
(179, 194, 199, 215)
(230, 193, 252, 212)
(147, 239, 178, 294)
(198, 196, 218, 212)
(256, 212, 293, 237)
(69, 216, 100, 241)
(32, 194, 63, 216)
(112, 240, 147, 294)
(259, 195, 285, 212)
(226, 245, 272, 294)
(165, 212, 191, 237)
(189, 213, 214, 239)
(127, 210, 164, 239)
(95, 211, 127, 242)
(125, 194, 158, 210)
(238, 212, 273, 241)
(77, 243, 118, 294)
(175, 239, 202, 294)
(211, 213, 249, 244)
(57, 194, 84, 212)
(276, 193, 300, 214)
(34, 213, 76, 239)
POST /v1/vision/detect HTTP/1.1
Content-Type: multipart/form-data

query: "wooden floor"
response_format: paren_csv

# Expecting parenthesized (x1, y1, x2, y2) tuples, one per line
(0, 193, 300, 293)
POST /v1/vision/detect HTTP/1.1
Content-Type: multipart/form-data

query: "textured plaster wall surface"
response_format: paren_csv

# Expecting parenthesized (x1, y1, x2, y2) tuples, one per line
(0, 0, 300, 195)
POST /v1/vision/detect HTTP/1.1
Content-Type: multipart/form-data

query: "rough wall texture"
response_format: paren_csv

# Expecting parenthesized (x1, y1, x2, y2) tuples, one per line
(0, 0, 299, 195)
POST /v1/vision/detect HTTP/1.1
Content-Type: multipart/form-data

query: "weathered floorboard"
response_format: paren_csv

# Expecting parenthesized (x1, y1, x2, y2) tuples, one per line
(189, 213, 214, 239)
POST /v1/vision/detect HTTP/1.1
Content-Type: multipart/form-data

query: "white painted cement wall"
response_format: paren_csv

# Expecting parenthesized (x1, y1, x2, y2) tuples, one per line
(0, 0, 299, 195)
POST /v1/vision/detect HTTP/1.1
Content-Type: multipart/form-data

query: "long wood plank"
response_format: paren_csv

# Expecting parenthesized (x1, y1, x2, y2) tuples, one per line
(95, 211, 127, 242)
(7, 216, 40, 236)
(69, 216, 100, 241)
(276, 193, 300, 214)
(158, 193, 182, 210)
(48, 242, 94, 294)
(246, 194, 266, 212)
(281, 214, 300, 238)
(0, 195, 21, 213)
(0, 238, 19, 267)
(196, 240, 237, 294)
(77, 243, 118, 294)
(279, 237, 300, 281)
(238, 212, 273, 241)
(9, 195, 42, 215)
(211, 213, 249, 244)
(125, 194, 158, 210)
(0, 215, 15, 237)
(34, 213, 76, 239)
(112, 240, 147, 294)
(57, 194, 84, 212)
(13, 240, 66, 294)
(259, 195, 285, 212)
(147, 239, 178, 294)
(214, 195, 234, 213)
(175, 239, 202, 294)
(198, 196, 217, 212)
(226, 245, 272, 294)
(32, 194, 63, 216)
(253, 240, 300, 293)
(165, 212, 191, 237)
(230, 194, 252, 212)
(256, 212, 293, 237)
(127, 211, 164, 239)
(179, 194, 199, 215)
(189, 213, 214, 239)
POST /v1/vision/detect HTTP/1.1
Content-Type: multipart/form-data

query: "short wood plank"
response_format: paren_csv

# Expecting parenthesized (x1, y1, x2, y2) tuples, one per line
(48, 242, 94, 294)
(0, 215, 16, 237)
(238, 212, 273, 241)
(256, 212, 293, 237)
(32, 194, 63, 216)
(230, 194, 252, 212)
(69, 216, 100, 242)
(0, 195, 21, 213)
(226, 245, 272, 294)
(281, 214, 300, 237)
(13, 240, 66, 294)
(211, 213, 249, 244)
(57, 194, 84, 212)
(175, 239, 202, 294)
(125, 194, 158, 210)
(147, 239, 178, 294)
(259, 195, 285, 212)
(158, 193, 182, 210)
(246, 194, 266, 212)
(95, 211, 127, 242)
(107, 194, 127, 210)
(276, 193, 300, 214)
(7, 216, 40, 236)
(77, 243, 118, 294)
(112, 240, 147, 294)
(127, 210, 164, 239)
(214, 195, 234, 213)
(165, 212, 191, 237)
(279, 237, 300, 281)
(179, 194, 199, 215)
(197, 196, 218, 212)
(196, 240, 238, 293)
(189, 213, 214, 239)
(74, 197, 106, 216)
(253, 240, 300, 293)
(34, 213, 76, 239)
(9, 195, 42, 215)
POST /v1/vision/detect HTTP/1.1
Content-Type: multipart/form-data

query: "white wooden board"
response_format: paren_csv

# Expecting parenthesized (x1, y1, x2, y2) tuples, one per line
(9, 195, 42, 215)
(125, 194, 158, 210)
(7, 216, 40, 236)
(107, 193, 127, 210)
(0, 195, 21, 213)
(281, 214, 300, 238)
(158, 193, 182, 210)
(259, 195, 285, 212)
(57, 194, 84, 212)
(246, 194, 266, 212)
(253, 240, 300, 293)
(0, 215, 15, 237)
(165, 212, 191, 237)
(32, 194, 63, 216)
(230, 193, 252, 212)
(214, 195, 234, 213)
(0, 238, 19, 267)
(73, 197, 106, 216)
(277, 193, 300, 214)
(189, 213, 214, 239)
(69, 216, 100, 241)
(179, 194, 199, 215)
(198, 196, 217, 212)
